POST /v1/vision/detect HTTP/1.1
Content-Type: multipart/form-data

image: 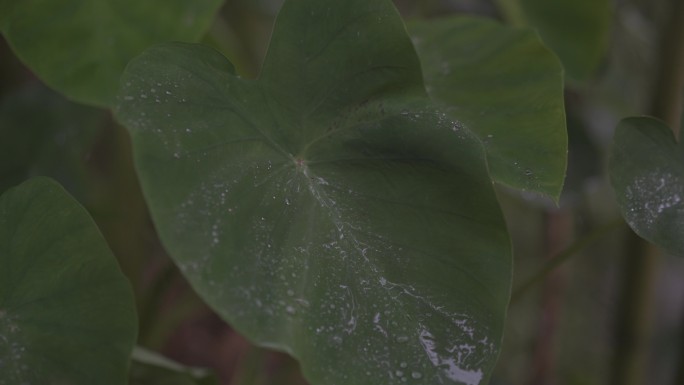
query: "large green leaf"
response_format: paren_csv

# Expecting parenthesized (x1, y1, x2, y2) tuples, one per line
(518, 0, 612, 82)
(0, 0, 223, 107)
(116, 0, 512, 384)
(0, 177, 137, 384)
(409, 17, 566, 200)
(609, 117, 684, 257)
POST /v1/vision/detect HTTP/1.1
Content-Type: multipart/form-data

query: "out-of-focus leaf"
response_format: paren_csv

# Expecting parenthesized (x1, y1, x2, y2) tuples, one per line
(0, 177, 137, 385)
(0, 0, 223, 106)
(116, 0, 512, 384)
(409, 17, 567, 200)
(518, 0, 612, 82)
(0, 82, 105, 196)
(609, 117, 684, 256)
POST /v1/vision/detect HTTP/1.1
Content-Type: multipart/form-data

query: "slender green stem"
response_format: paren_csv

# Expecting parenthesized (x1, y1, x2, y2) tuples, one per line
(511, 218, 624, 303)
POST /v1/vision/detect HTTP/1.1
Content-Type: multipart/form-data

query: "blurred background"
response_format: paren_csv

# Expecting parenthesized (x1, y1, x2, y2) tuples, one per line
(1, 0, 683, 384)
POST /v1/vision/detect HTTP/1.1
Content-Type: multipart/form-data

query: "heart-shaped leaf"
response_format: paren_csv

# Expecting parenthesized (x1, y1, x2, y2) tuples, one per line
(609, 117, 684, 257)
(409, 17, 567, 200)
(116, 1, 512, 384)
(0, 0, 223, 106)
(0, 177, 137, 384)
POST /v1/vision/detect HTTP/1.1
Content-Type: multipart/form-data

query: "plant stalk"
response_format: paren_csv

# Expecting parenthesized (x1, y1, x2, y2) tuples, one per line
(612, 0, 684, 383)
(649, 0, 684, 140)
(529, 210, 573, 385)
(610, 236, 659, 385)
(511, 218, 624, 302)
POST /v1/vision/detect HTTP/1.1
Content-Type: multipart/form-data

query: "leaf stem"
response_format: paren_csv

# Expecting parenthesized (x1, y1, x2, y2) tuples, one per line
(511, 218, 624, 303)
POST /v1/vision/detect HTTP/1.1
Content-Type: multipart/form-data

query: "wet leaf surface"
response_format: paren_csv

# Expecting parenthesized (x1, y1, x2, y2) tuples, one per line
(410, 17, 567, 200)
(116, 1, 513, 384)
(610, 117, 684, 257)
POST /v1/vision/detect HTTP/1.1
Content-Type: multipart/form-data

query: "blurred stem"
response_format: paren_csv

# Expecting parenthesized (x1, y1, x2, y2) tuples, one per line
(142, 288, 206, 349)
(610, 236, 659, 385)
(649, 0, 684, 139)
(89, 120, 151, 310)
(529, 210, 572, 385)
(511, 218, 624, 302)
(203, 14, 255, 77)
(138, 262, 179, 345)
(612, 0, 684, 383)
(664, 0, 684, 382)
(219, 1, 272, 78)
(229, 346, 267, 385)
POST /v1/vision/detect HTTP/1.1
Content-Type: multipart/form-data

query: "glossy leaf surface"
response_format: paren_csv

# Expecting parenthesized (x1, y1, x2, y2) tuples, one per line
(116, 1, 512, 384)
(409, 17, 566, 200)
(0, 177, 137, 384)
(0, 0, 223, 106)
(610, 117, 684, 257)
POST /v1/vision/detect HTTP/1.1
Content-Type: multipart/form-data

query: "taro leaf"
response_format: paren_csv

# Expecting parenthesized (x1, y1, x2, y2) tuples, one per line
(129, 347, 219, 385)
(609, 117, 684, 257)
(0, 177, 137, 385)
(0, 0, 223, 107)
(409, 17, 566, 201)
(116, 0, 512, 384)
(518, 0, 612, 82)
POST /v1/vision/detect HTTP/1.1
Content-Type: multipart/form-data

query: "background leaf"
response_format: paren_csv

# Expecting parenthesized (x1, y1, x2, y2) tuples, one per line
(609, 117, 684, 257)
(409, 17, 567, 200)
(0, 0, 223, 106)
(0, 177, 137, 385)
(518, 0, 612, 82)
(0, 82, 106, 195)
(116, 0, 512, 384)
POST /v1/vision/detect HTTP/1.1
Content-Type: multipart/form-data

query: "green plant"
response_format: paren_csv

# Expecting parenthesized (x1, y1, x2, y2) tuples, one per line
(1, 0, 682, 384)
